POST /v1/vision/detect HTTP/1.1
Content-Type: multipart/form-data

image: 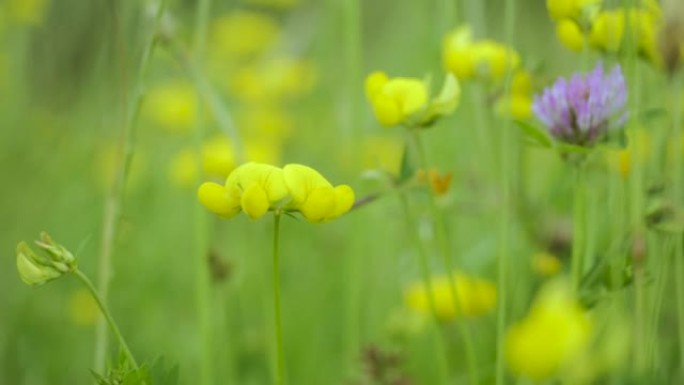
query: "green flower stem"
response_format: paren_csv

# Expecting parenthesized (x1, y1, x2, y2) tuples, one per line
(94, 0, 167, 372)
(192, 0, 214, 384)
(397, 193, 450, 385)
(671, 75, 684, 370)
(408, 131, 478, 385)
(74, 268, 138, 369)
(571, 165, 586, 292)
(272, 213, 285, 385)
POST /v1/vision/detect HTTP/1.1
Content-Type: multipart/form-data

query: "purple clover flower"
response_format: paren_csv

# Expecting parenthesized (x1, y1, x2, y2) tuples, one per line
(532, 63, 628, 147)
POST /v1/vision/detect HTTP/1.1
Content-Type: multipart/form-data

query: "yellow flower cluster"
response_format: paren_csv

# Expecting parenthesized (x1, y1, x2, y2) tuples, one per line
(198, 162, 354, 222)
(506, 280, 592, 381)
(547, 0, 674, 68)
(365, 71, 460, 128)
(442, 24, 534, 120)
(442, 25, 521, 82)
(404, 272, 497, 321)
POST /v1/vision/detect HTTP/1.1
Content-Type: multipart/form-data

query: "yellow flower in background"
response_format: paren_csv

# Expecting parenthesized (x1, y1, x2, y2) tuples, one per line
(143, 82, 197, 134)
(198, 162, 354, 222)
(556, 18, 587, 52)
(547, 0, 602, 21)
(404, 272, 497, 321)
(282, 164, 355, 223)
(496, 70, 534, 120)
(532, 252, 562, 277)
(6, 0, 50, 25)
(361, 136, 404, 175)
(365, 71, 460, 128)
(443, 25, 520, 82)
(169, 136, 282, 188)
(589, 7, 661, 64)
(198, 162, 288, 220)
(229, 58, 317, 102)
(506, 280, 592, 381)
(242, 0, 300, 9)
(605, 128, 651, 177)
(209, 11, 280, 59)
(237, 105, 295, 140)
(68, 289, 100, 327)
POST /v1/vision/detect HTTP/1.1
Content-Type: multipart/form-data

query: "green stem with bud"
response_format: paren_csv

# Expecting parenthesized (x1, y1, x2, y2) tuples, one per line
(74, 268, 138, 369)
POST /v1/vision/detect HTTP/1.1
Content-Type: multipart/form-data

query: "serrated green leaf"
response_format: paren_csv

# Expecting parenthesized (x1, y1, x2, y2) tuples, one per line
(514, 120, 552, 148)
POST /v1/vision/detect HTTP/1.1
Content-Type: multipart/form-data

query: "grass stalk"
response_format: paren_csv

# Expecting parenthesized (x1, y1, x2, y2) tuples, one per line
(272, 214, 285, 385)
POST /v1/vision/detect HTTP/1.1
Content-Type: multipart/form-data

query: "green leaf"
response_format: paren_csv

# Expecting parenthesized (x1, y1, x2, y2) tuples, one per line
(514, 120, 552, 148)
(398, 144, 415, 184)
(149, 357, 179, 385)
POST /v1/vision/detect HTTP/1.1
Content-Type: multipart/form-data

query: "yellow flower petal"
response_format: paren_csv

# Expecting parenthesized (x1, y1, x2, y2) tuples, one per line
(282, 164, 331, 203)
(241, 183, 270, 220)
(557, 18, 586, 52)
(300, 186, 336, 222)
(197, 182, 240, 217)
(328, 184, 355, 220)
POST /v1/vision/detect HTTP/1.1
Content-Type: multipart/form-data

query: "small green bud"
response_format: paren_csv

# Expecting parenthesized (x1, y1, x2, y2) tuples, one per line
(15, 232, 77, 286)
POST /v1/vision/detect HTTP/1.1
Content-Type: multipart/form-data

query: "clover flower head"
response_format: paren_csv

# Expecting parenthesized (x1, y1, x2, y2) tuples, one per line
(532, 63, 627, 146)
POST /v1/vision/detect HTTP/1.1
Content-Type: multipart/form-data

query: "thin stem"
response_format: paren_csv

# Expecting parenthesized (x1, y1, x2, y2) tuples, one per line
(192, 0, 214, 384)
(74, 269, 138, 369)
(397, 193, 450, 384)
(409, 131, 478, 385)
(272, 214, 285, 385)
(671, 74, 684, 370)
(95, 0, 167, 371)
(571, 166, 586, 291)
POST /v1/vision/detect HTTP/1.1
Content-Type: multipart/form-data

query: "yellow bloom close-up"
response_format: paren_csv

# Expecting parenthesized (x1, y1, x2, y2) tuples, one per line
(198, 162, 354, 222)
(143, 82, 197, 134)
(404, 272, 497, 321)
(546, 0, 602, 21)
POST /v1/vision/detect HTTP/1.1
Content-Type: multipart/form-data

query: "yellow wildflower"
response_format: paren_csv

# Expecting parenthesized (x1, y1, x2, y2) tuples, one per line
(404, 272, 497, 321)
(282, 164, 355, 223)
(546, 0, 602, 21)
(590, 7, 661, 64)
(531, 252, 562, 276)
(198, 162, 354, 222)
(198, 162, 288, 220)
(506, 280, 592, 381)
(556, 18, 587, 52)
(209, 11, 280, 59)
(443, 25, 520, 82)
(229, 58, 317, 102)
(365, 71, 460, 128)
(169, 136, 282, 188)
(496, 70, 534, 120)
(7, 0, 50, 26)
(143, 82, 197, 133)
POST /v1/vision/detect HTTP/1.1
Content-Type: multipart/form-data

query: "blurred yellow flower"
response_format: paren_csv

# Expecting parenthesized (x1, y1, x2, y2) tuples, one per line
(143, 82, 197, 134)
(605, 128, 651, 177)
(589, 7, 661, 64)
(7, 0, 49, 25)
(531, 252, 562, 276)
(282, 164, 355, 223)
(169, 136, 282, 188)
(556, 18, 587, 52)
(210, 11, 280, 59)
(496, 70, 534, 120)
(360, 136, 403, 175)
(237, 105, 295, 140)
(242, 0, 300, 9)
(229, 58, 317, 102)
(404, 272, 497, 321)
(68, 289, 100, 327)
(547, 0, 602, 21)
(506, 280, 592, 381)
(365, 71, 460, 128)
(443, 25, 520, 82)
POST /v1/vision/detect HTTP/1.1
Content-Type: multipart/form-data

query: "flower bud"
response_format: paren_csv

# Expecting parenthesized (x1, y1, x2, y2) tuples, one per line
(16, 232, 77, 286)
